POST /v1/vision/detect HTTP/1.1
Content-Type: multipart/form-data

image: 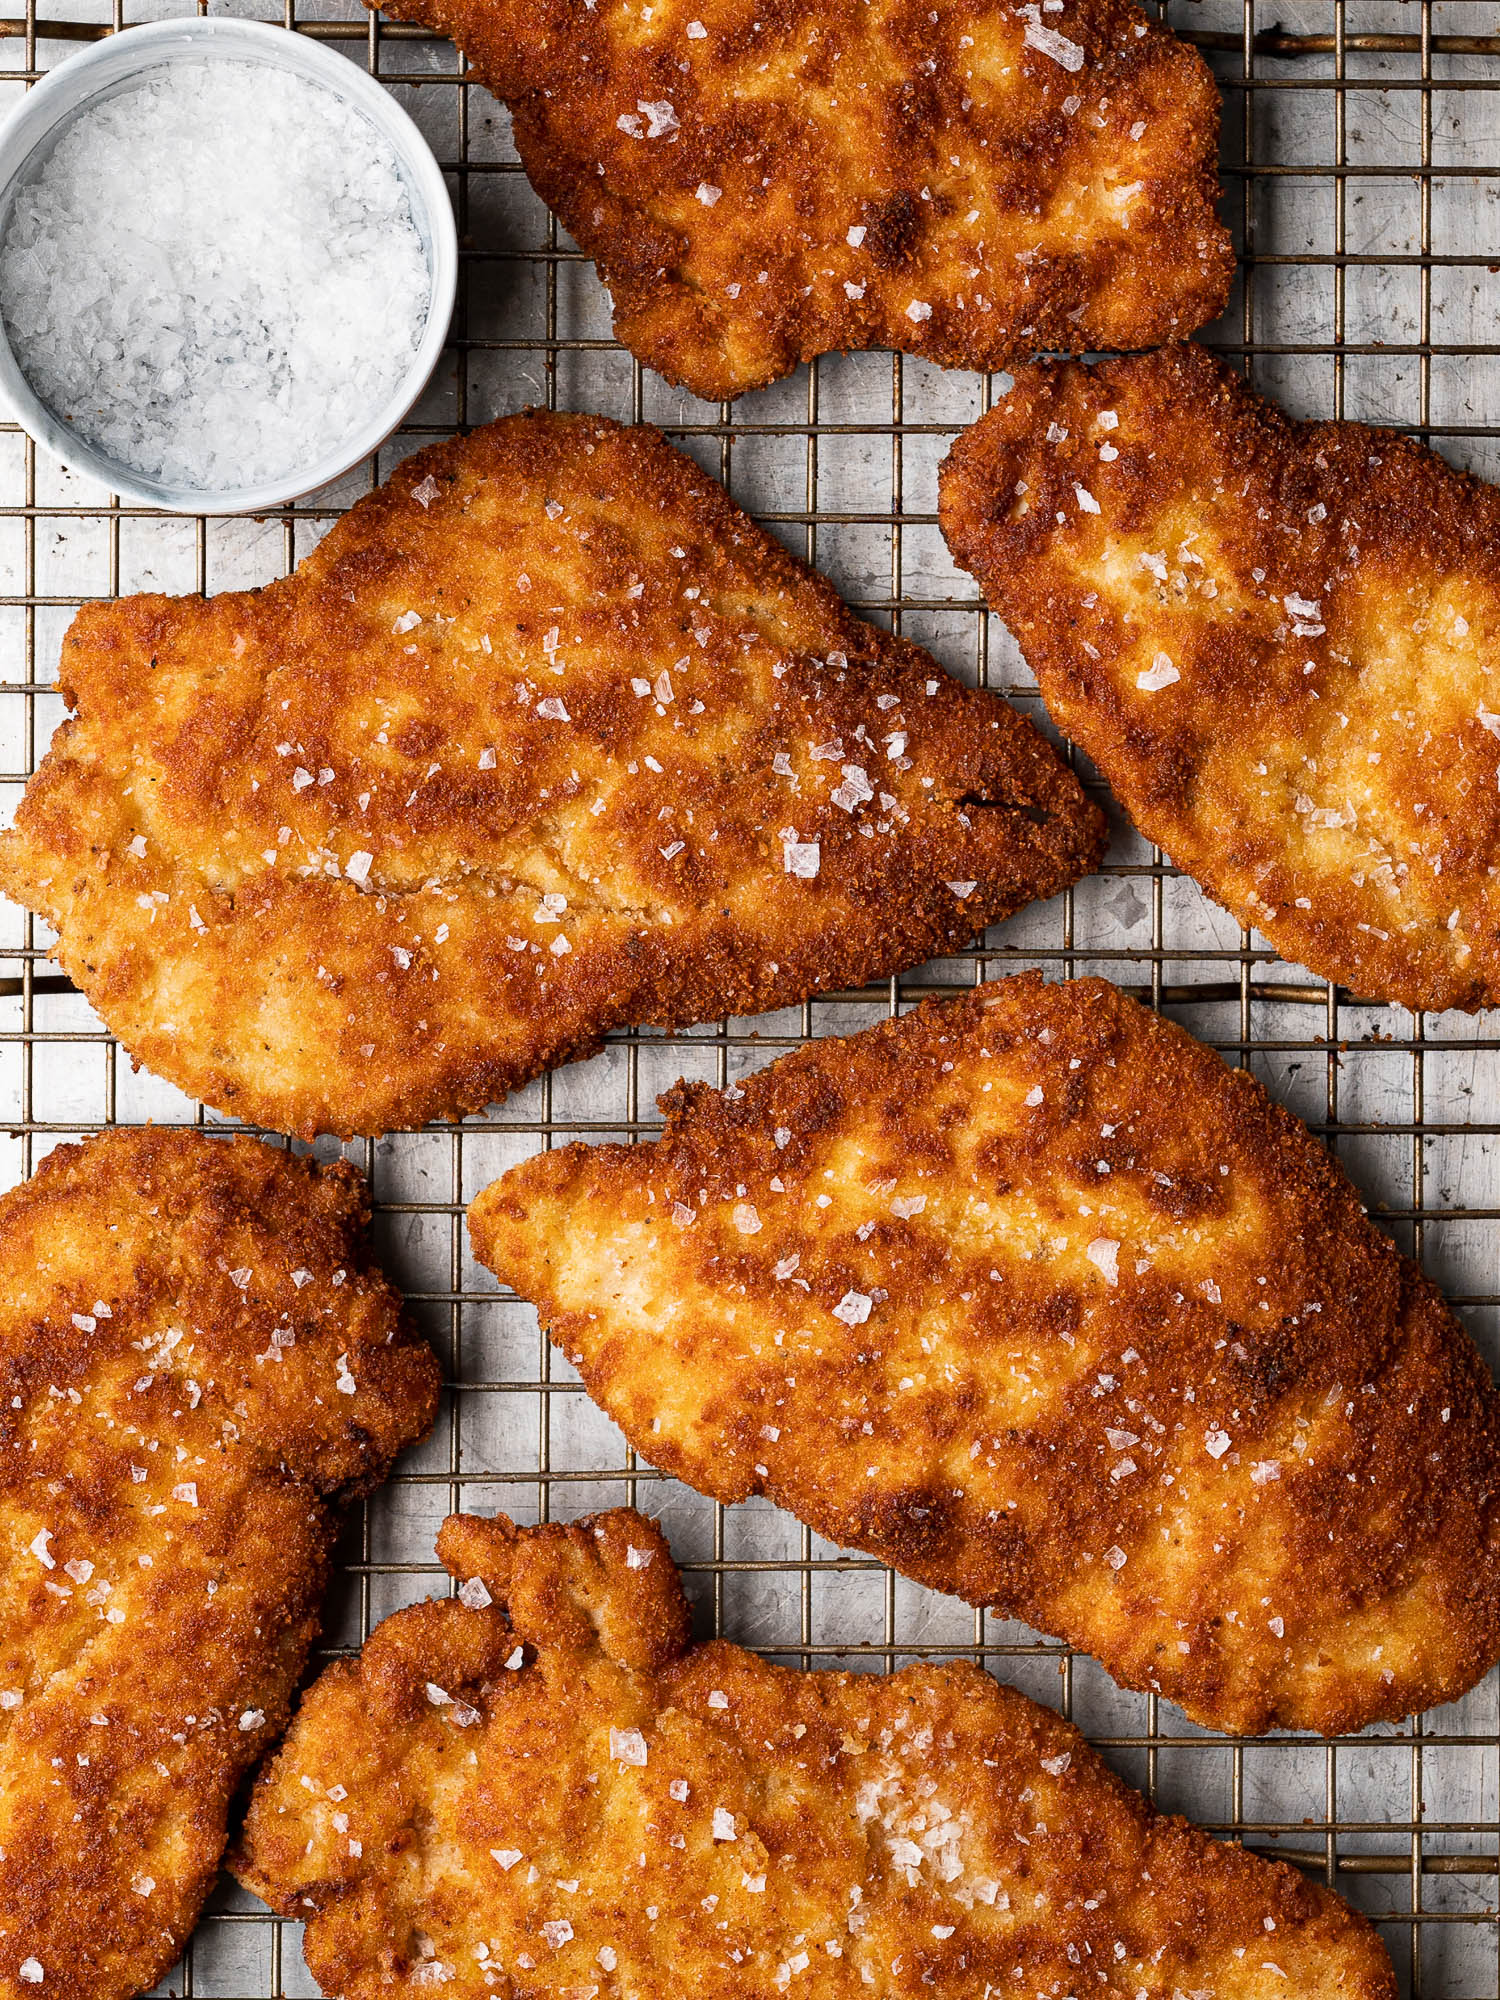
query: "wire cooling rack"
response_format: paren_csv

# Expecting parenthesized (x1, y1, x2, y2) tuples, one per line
(1, 0, 1499, 1992)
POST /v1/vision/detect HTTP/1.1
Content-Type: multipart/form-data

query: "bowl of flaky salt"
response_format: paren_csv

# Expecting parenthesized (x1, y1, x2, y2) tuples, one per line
(0, 16, 457, 513)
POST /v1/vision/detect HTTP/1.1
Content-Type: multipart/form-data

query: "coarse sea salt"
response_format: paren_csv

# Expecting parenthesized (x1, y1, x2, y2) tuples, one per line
(0, 59, 431, 492)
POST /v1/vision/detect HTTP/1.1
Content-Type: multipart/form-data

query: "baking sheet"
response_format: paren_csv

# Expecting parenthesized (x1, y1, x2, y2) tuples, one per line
(1, 1, 1499, 1990)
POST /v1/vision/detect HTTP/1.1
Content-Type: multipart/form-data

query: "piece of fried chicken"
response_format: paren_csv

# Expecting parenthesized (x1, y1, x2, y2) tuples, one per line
(372, 0, 1232, 402)
(0, 1127, 440, 2000)
(0, 412, 1102, 1140)
(940, 345, 1500, 1013)
(470, 973, 1500, 1737)
(236, 1506, 1394, 1998)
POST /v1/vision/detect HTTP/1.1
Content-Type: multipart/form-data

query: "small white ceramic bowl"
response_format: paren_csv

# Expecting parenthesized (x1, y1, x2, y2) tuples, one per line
(0, 16, 457, 514)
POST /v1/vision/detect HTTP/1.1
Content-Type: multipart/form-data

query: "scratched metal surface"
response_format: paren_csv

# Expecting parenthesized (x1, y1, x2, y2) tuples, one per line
(0, 0, 1498, 1990)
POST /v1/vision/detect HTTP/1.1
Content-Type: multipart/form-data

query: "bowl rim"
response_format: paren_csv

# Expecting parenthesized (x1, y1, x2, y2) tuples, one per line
(0, 14, 458, 515)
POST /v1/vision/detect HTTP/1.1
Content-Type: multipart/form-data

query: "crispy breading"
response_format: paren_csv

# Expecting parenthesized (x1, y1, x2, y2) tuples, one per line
(236, 1506, 1394, 1998)
(0, 1127, 440, 2000)
(0, 413, 1101, 1140)
(372, 0, 1232, 402)
(469, 974, 1500, 1737)
(938, 345, 1500, 1013)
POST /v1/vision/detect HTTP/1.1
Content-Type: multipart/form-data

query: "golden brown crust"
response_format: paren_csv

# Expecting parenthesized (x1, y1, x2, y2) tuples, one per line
(469, 974, 1500, 1736)
(939, 346, 1500, 1012)
(373, 0, 1232, 402)
(236, 1506, 1394, 1999)
(0, 411, 1102, 1139)
(0, 1126, 440, 2000)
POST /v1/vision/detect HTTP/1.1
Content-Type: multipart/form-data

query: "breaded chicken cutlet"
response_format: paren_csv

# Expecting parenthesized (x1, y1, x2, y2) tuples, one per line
(0, 412, 1102, 1140)
(0, 1127, 439, 2000)
(470, 974, 1500, 1738)
(372, 0, 1232, 402)
(940, 346, 1500, 1013)
(236, 1506, 1395, 1999)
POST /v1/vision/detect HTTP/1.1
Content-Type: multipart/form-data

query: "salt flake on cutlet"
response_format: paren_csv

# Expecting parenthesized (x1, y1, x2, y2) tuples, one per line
(609, 1727, 648, 1765)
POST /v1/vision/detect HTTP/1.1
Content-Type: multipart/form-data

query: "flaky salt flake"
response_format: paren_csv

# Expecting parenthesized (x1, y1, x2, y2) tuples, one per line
(536, 696, 570, 722)
(1268, 1615, 1284, 1638)
(598, 1947, 618, 1970)
(932, 1925, 955, 1939)
(696, 182, 721, 205)
(732, 1203, 762, 1234)
(1250, 1460, 1280, 1484)
(173, 1482, 198, 1506)
(542, 1920, 574, 1949)
(71, 1313, 96, 1333)
(832, 763, 874, 811)
(492, 1848, 523, 1869)
(712, 1807, 737, 1840)
(672, 1202, 697, 1226)
(1205, 1428, 1232, 1458)
(639, 97, 679, 135)
(782, 836, 821, 879)
(742, 1872, 766, 1892)
(1024, 1085, 1044, 1106)
(906, 300, 932, 323)
(625, 1545, 654, 1570)
(707, 1689, 729, 1708)
(345, 850, 373, 886)
(335, 1353, 358, 1395)
(411, 475, 441, 508)
(1085, 1238, 1119, 1285)
(1016, 2, 1085, 67)
(239, 1708, 265, 1730)
(0, 1690, 22, 1710)
(891, 1194, 926, 1219)
(1137, 653, 1180, 692)
(392, 610, 422, 633)
(833, 1290, 872, 1325)
(18, 1960, 42, 1985)
(426, 1683, 453, 1705)
(132, 1875, 155, 1897)
(457, 1576, 494, 1610)
(847, 224, 867, 246)
(1074, 482, 1101, 513)
(946, 879, 977, 899)
(1104, 1544, 1127, 1570)
(30, 1530, 53, 1569)
(1040, 1751, 1071, 1775)
(610, 1726, 648, 1765)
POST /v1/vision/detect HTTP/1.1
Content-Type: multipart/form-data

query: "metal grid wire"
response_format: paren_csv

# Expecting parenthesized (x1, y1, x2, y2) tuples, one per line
(1, 0, 1499, 1991)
